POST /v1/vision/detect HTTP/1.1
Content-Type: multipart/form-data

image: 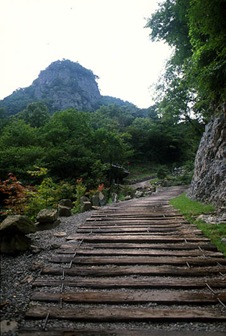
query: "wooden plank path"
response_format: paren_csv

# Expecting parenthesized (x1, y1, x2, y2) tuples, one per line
(19, 187, 226, 335)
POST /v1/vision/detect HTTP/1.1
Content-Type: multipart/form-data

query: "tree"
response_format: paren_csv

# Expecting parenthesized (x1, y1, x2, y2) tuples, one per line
(146, 0, 226, 118)
(19, 102, 50, 127)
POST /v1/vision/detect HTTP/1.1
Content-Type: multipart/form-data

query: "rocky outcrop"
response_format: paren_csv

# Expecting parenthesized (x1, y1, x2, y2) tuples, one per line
(0, 60, 101, 114)
(188, 111, 226, 208)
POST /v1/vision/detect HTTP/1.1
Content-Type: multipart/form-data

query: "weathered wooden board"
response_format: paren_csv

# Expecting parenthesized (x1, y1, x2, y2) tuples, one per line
(17, 329, 226, 336)
(56, 248, 223, 258)
(78, 242, 217, 250)
(49, 255, 226, 266)
(32, 277, 226, 289)
(66, 235, 210, 243)
(77, 227, 180, 233)
(30, 291, 226, 304)
(74, 231, 201, 237)
(25, 306, 226, 321)
(41, 265, 226, 277)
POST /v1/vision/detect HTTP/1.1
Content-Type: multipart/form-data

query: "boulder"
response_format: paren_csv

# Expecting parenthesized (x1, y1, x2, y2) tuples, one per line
(36, 209, 58, 223)
(58, 204, 71, 217)
(58, 199, 73, 208)
(0, 215, 36, 254)
(91, 194, 100, 207)
(81, 201, 93, 212)
(36, 209, 60, 230)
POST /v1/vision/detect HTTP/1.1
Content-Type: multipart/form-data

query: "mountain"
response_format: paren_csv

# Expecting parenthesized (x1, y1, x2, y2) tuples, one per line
(1, 60, 118, 115)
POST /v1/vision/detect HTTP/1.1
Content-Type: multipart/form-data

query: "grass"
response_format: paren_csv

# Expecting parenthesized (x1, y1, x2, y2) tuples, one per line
(170, 193, 226, 257)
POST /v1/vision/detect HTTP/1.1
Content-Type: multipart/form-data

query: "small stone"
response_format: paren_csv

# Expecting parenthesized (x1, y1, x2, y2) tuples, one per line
(0, 320, 18, 333)
(53, 232, 67, 237)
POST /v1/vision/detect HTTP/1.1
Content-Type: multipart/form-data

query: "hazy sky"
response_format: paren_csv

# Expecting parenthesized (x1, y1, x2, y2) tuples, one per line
(0, 0, 171, 108)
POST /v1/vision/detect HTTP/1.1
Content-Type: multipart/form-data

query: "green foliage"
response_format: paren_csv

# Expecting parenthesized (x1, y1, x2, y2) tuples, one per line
(170, 193, 215, 219)
(170, 193, 226, 256)
(146, 0, 226, 118)
(19, 102, 50, 127)
(25, 177, 58, 219)
(72, 178, 87, 213)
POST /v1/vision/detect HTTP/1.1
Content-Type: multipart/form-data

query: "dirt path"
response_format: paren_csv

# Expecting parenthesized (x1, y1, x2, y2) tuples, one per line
(16, 186, 226, 335)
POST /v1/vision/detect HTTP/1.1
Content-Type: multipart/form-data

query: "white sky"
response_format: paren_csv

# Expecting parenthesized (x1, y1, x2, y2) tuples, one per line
(0, 0, 171, 108)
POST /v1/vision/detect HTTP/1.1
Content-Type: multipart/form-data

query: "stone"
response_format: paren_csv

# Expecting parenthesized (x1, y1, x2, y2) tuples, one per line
(81, 201, 93, 212)
(135, 190, 144, 198)
(111, 192, 118, 203)
(58, 204, 71, 217)
(58, 199, 73, 208)
(36, 209, 58, 223)
(99, 191, 107, 206)
(35, 219, 61, 231)
(0, 215, 36, 254)
(0, 320, 18, 333)
(92, 194, 100, 207)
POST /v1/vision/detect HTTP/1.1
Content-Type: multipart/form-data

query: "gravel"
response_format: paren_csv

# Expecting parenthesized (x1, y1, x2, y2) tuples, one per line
(0, 210, 94, 335)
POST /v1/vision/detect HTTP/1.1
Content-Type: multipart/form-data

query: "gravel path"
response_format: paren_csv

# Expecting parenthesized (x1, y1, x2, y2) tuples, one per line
(0, 210, 94, 335)
(1, 186, 226, 335)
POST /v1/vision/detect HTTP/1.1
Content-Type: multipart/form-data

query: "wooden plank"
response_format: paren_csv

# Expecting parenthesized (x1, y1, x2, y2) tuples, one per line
(32, 278, 226, 289)
(17, 329, 226, 336)
(77, 227, 180, 233)
(49, 255, 226, 266)
(88, 213, 184, 218)
(56, 248, 223, 258)
(41, 265, 226, 277)
(25, 305, 226, 321)
(79, 242, 217, 250)
(81, 223, 184, 228)
(85, 219, 188, 224)
(30, 291, 226, 304)
(66, 235, 210, 243)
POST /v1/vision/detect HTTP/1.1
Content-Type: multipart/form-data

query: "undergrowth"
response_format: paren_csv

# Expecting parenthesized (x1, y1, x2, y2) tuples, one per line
(170, 193, 226, 257)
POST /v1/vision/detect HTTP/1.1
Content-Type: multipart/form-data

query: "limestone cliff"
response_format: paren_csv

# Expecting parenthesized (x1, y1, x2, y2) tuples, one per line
(188, 109, 226, 208)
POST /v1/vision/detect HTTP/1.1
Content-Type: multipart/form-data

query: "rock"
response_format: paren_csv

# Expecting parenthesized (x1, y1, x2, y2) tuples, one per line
(92, 194, 100, 206)
(36, 209, 58, 223)
(81, 201, 93, 212)
(53, 232, 67, 237)
(135, 190, 144, 198)
(99, 191, 107, 206)
(58, 204, 71, 217)
(58, 199, 73, 208)
(197, 213, 226, 224)
(0, 215, 36, 254)
(111, 192, 118, 203)
(188, 112, 226, 208)
(221, 238, 226, 244)
(0, 215, 36, 234)
(124, 195, 132, 200)
(0, 320, 18, 333)
(35, 219, 61, 231)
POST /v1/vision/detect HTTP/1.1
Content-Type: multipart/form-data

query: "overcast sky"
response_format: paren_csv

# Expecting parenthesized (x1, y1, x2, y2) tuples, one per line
(0, 0, 171, 108)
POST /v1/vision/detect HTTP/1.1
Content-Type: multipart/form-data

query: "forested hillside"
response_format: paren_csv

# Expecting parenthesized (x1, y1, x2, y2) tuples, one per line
(1, 0, 225, 220)
(0, 60, 136, 115)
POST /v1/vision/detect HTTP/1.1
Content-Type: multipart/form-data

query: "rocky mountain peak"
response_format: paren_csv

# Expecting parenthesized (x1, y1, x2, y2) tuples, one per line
(0, 59, 102, 114)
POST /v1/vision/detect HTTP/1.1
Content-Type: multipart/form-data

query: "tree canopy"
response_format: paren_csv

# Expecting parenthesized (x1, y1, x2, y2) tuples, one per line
(146, 0, 226, 120)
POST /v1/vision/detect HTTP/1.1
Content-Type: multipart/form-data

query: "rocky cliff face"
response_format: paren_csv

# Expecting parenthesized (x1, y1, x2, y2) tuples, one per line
(0, 60, 101, 114)
(188, 109, 226, 208)
(32, 60, 101, 111)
